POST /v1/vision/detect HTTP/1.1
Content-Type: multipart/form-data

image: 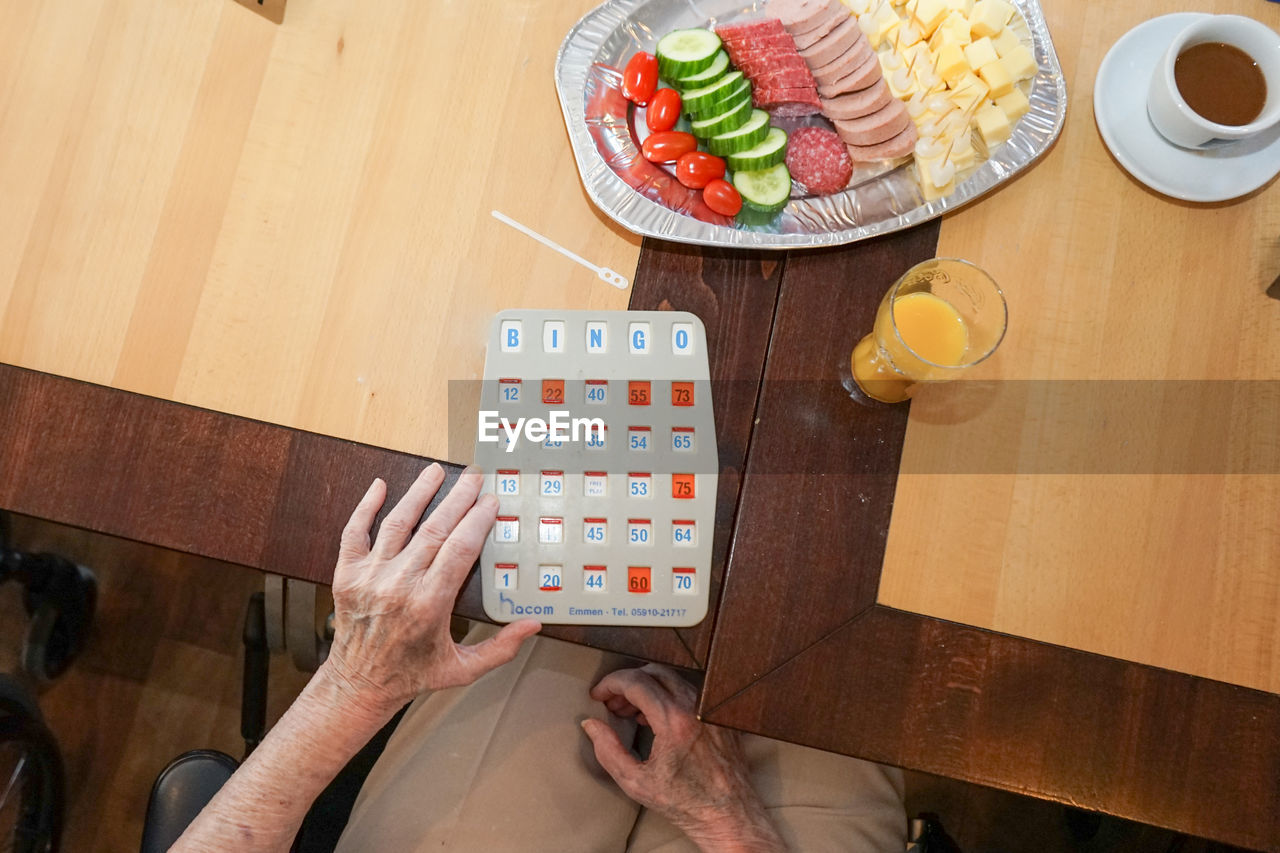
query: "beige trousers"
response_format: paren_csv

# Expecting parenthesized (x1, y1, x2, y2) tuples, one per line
(337, 628, 905, 852)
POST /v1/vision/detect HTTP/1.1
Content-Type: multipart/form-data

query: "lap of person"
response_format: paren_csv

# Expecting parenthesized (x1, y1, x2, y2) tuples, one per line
(337, 626, 905, 853)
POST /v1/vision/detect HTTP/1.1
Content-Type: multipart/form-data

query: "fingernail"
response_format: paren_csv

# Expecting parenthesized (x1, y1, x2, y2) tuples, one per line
(480, 493, 499, 509)
(424, 462, 443, 477)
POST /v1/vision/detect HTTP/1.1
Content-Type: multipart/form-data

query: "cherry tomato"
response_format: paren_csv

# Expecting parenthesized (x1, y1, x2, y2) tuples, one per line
(641, 131, 697, 164)
(703, 178, 743, 216)
(622, 52, 659, 105)
(675, 151, 726, 189)
(645, 87, 683, 133)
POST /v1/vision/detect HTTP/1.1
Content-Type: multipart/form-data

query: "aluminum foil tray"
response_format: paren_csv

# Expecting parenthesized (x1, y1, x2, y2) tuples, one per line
(555, 0, 1067, 249)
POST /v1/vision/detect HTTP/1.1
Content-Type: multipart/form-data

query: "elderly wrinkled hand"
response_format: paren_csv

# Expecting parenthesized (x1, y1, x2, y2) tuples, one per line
(581, 663, 787, 852)
(322, 464, 541, 719)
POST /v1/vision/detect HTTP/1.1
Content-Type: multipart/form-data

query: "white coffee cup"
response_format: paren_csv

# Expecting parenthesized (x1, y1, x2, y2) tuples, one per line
(1147, 14, 1280, 148)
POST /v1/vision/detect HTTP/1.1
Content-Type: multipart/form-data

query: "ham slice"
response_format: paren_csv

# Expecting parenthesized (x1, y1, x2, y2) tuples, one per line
(816, 50, 883, 97)
(833, 100, 911, 146)
(798, 17, 864, 69)
(765, 0, 846, 34)
(810, 31, 872, 83)
(820, 78, 892, 120)
(846, 123, 919, 162)
(791, 10, 846, 50)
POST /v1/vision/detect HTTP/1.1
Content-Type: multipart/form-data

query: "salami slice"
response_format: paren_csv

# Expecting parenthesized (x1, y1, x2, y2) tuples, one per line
(716, 19, 787, 44)
(753, 86, 824, 113)
(750, 66, 818, 90)
(786, 126, 854, 195)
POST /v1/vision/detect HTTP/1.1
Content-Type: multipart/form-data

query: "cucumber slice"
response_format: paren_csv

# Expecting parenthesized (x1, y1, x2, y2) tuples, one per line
(674, 51, 729, 90)
(733, 163, 792, 213)
(655, 29, 723, 80)
(727, 127, 788, 172)
(689, 79, 750, 121)
(708, 109, 770, 156)
(681, 70, 744, 115)
(690, 97, 753, 139)
(691, 80, 747, 122)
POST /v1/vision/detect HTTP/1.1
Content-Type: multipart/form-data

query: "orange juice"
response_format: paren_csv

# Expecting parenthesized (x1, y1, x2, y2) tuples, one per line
(852, 292, 969, 403)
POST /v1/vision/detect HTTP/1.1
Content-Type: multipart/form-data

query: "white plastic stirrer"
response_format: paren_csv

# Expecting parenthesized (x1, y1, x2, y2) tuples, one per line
(490, 210, 629, 290)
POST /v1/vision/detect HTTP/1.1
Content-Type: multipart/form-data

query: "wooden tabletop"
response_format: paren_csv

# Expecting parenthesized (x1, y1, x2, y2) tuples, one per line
(3, 0, 1280, 849)
(697, 0, 1280, 849)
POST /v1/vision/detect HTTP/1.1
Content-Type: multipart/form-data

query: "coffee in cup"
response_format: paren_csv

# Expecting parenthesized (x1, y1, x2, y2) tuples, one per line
(1147, 15, 1280, 148)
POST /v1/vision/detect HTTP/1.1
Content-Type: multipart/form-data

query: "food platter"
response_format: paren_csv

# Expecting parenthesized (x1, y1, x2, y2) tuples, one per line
(555, 0, 1067, 249)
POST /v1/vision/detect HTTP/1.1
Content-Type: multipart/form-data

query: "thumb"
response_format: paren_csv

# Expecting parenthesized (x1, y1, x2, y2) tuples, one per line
(458, 619, 541, 680)
(581, 718, 641, 784)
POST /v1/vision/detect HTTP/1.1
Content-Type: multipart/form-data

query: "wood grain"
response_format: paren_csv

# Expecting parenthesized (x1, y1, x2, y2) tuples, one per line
(0, 364, 698, 665)
(0, 0, 638, 461)
(702, 222, 939, 700)
(878, 0, 1280, 694)
(703, 608, 1280, 853)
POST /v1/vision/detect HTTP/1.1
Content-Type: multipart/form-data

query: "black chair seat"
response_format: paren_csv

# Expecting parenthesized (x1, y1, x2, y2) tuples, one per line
(140, 750, 239, 853)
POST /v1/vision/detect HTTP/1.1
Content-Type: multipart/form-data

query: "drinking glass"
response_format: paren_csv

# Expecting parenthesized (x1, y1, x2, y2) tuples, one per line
(849, 258, 1007, 403)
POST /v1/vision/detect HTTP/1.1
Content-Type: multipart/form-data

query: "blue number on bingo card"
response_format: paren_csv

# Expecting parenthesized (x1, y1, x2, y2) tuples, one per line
(674, 433, 692, 450)
(587, 385, 605, 402)
(543, 480, 561, 495)
(630, 433, 647, 451)
(499, 477, 517, 494)
(588, 432, 605, 449)
(586, 574, 601, 588)
(503, 385, 518, 401)
(676, 574, 693, 590)
(630, 480, 648, 497)
(587, 527, 602, 542)
(630, 527, 648, 544)
(675, 527, 692, 543)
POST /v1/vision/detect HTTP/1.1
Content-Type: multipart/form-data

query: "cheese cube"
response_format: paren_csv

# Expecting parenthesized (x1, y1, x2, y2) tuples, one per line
(978, 58, 1014, 98)
(933, 43, 970, 83)
(864, 1, 903, 48)
(963, 36, 998, 70)
(991, 26, 1021, 58)
(995, 86, 1030, 120)
(975, 101, 1012, 145)
(943, 0, 974, 14)
(949, 132, 978, 168)
(948, 72, 990, 112)
(844, 0, 874, 11)
(912, 0, 949, 37)
(969, 0, 1013, 38)
(942, 11, 973, 44)
(1002, 44, 1038, 80)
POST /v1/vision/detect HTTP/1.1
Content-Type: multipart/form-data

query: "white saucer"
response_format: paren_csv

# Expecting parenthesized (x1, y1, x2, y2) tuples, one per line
(1094, 13, 1280, 203)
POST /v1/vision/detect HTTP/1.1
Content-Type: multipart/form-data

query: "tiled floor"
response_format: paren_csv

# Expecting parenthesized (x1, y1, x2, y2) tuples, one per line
(0, 513, 1256, 852)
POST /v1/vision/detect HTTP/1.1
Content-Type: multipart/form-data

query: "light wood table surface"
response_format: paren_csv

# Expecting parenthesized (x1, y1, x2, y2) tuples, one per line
(879, 0, 1280, 696)
(4, 0, 1280, 846)
(0, 0, 638, 462)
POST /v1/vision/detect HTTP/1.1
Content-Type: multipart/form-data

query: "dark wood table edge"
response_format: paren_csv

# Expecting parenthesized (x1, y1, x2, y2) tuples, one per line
(701, 602, 1280, 852)
(0, 361, 700, 666)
